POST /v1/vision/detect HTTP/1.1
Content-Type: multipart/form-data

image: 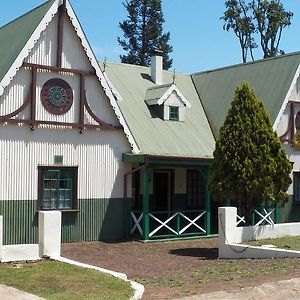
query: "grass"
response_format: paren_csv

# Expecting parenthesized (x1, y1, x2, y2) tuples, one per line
(135, 257, 298, 294)
(0, 260, 133, 300)
(247, 236, 300, 251)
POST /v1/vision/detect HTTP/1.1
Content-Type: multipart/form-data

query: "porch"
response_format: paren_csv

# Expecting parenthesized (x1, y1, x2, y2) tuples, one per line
(123, 154, 215, 241)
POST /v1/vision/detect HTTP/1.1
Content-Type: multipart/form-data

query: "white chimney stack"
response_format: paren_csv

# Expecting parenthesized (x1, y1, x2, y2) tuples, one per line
(151, 49, 163, 85)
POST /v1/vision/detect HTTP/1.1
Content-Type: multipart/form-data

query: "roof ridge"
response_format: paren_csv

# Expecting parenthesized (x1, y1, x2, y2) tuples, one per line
(192, 51, 300, 76)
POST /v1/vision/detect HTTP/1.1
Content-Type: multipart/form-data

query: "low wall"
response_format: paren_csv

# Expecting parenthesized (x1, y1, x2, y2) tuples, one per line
(219, 207, 300, 259)
(0, 211, 61, 262)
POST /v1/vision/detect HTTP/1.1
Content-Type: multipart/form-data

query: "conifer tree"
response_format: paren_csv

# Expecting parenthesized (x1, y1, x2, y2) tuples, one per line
(210, 82, 292, 219)
(118, 0, 173, 69)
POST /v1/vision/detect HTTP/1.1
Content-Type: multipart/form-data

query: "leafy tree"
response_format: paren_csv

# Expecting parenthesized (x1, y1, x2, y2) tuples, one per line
(221, 0, 293, 62)
(118, 0, 173, 70)
(251, 0, 293, 58)
(210, 82, 292, 219)
(221, 0, 256, 63)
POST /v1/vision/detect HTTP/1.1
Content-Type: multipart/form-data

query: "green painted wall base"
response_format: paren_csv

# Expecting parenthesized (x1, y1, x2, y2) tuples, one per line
(0, 198, 129, 245)
(1, 195, 300, 245)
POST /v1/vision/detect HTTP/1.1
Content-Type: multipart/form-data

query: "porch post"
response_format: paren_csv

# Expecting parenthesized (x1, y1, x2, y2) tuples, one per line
(143, 166, 150, 240)
(275, 202, 280, 224)
(205, 166, 211, 235)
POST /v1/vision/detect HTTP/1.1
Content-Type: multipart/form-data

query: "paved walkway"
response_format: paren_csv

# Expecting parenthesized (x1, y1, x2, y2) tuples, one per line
(179, 277, 300, 300)
(0, 284, 45, 300)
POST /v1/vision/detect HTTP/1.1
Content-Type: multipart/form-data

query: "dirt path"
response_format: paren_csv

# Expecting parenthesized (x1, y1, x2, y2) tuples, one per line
(61, 238, 300, 299)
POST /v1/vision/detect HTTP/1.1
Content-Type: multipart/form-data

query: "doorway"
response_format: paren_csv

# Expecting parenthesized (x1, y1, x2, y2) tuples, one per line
(153, 170, 173, 211)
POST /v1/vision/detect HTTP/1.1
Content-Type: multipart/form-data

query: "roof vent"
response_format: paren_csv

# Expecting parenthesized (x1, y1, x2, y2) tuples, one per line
(151, 49, 163, 85)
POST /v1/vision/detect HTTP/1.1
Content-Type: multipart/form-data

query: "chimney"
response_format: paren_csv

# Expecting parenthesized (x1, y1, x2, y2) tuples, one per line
(151, 49, 163, 85)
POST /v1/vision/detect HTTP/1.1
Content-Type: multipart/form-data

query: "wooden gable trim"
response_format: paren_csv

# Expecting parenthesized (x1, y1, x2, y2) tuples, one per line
(0, 0, 138, 152)
(0, 63, 121, 131)
(274, 64, 300, 131)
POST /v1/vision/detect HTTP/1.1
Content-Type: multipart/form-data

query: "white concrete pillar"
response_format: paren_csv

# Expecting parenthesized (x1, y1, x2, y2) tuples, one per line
(218, 207, 237, 245)
(39, 211, 62, 258)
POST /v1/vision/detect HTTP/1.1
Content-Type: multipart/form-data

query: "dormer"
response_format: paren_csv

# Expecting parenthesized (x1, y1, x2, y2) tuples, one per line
(145, 83, 191, 121)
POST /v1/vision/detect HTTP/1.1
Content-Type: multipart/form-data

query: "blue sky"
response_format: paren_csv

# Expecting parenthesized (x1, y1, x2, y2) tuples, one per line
(1, 1, 300, 73)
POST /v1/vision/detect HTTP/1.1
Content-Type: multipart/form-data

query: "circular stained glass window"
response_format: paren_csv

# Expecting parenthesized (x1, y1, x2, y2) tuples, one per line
(41, 78, 73, 115)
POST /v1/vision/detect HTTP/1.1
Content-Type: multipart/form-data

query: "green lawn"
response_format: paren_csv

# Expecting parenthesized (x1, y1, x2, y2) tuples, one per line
(248, 236, 300, 251)
(0, 260, 133, 300)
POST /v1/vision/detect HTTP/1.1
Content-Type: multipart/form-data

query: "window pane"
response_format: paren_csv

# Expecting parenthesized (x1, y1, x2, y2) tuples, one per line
(187, 170, 205, 209)
(169, 106, 179, 121)
(41, 168, 75, 210)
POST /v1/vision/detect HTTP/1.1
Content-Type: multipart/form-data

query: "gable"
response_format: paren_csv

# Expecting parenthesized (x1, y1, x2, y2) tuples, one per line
(0, 0, 138, 152)
(0, 0, 57, 94)
(105, 62, 215, 158)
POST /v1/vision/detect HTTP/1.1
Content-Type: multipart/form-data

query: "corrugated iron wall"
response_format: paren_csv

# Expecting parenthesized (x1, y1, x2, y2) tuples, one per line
(0, 126, 128, 201)
(61, 198, 127, 243)
(0, 200, 38, 245)
(0, 198, 128, 245)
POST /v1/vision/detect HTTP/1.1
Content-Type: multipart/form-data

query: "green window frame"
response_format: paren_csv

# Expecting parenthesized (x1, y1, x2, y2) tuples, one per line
(294, 172, 300, 203)
(169, 106, 179, 121)
(39, 167, 78, 210)
(186, 169, 205, 209)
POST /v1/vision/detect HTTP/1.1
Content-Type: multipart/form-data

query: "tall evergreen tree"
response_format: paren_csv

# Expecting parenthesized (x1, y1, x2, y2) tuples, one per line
(118, 0, 173, 70)
(210, 82, 292, 219)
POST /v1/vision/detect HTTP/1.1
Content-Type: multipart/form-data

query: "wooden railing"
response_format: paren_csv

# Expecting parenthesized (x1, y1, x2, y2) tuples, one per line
(130, 209, 207, 239)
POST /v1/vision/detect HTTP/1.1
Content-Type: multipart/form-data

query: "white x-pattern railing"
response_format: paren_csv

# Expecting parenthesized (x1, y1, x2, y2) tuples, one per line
(254, 208, 275, 226)
(130, 212, 143, 236)
(236, 214, 246, 226)
(130, 210, 206, 238)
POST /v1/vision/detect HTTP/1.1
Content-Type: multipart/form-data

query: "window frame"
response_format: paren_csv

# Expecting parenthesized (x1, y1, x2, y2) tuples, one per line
(169, 106, 179, 121)
(186, 169, 205, 209)
(38, 166, 78, 211)
(294, 172, 300, 203)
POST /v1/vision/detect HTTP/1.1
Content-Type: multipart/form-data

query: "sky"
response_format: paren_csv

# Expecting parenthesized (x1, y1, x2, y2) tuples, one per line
(1, 1, 300, 74)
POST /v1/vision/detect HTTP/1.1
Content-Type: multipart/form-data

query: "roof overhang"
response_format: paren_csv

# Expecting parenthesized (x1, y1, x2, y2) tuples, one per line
(145, 84, 191, 108)
(122, 153, 213, 166)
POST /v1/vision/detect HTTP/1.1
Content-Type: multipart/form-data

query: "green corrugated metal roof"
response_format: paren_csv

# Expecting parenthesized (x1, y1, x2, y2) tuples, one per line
(192, 52, 300, 137)
(144, 83, 172, 102)
(104, 62, 215, 159)
(0, 0, 56, 81)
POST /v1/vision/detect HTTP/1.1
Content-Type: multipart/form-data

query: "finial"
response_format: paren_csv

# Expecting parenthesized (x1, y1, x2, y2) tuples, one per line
(103, 57, 107, 72)
(172, 69, 176, 84)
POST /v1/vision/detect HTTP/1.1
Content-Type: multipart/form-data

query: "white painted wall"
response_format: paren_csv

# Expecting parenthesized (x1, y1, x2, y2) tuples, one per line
(39, 211, 61, 257)
(0, 125, 130, 200)
(164, 91, 185, 107)
(0, 68, 31, 117)
(25, 13, 93, 72)
(219, 207, 300, 259)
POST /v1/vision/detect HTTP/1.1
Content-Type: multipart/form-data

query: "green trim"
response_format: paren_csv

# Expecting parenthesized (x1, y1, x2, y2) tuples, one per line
(275, 202, 280, 224)
(169, 106, 179, 121)
(142, 168, 150, 240)
(122, 153, 213, 166)
(142, 234, 218, 243)
(204, 167, 211, 235)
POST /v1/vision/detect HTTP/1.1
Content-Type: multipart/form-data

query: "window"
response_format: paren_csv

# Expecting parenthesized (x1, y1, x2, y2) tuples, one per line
(294, 172, 300, 202)
(186, 170, 205, 209)
(169, 106, 179, 121)
(39, 167, 78, 210)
